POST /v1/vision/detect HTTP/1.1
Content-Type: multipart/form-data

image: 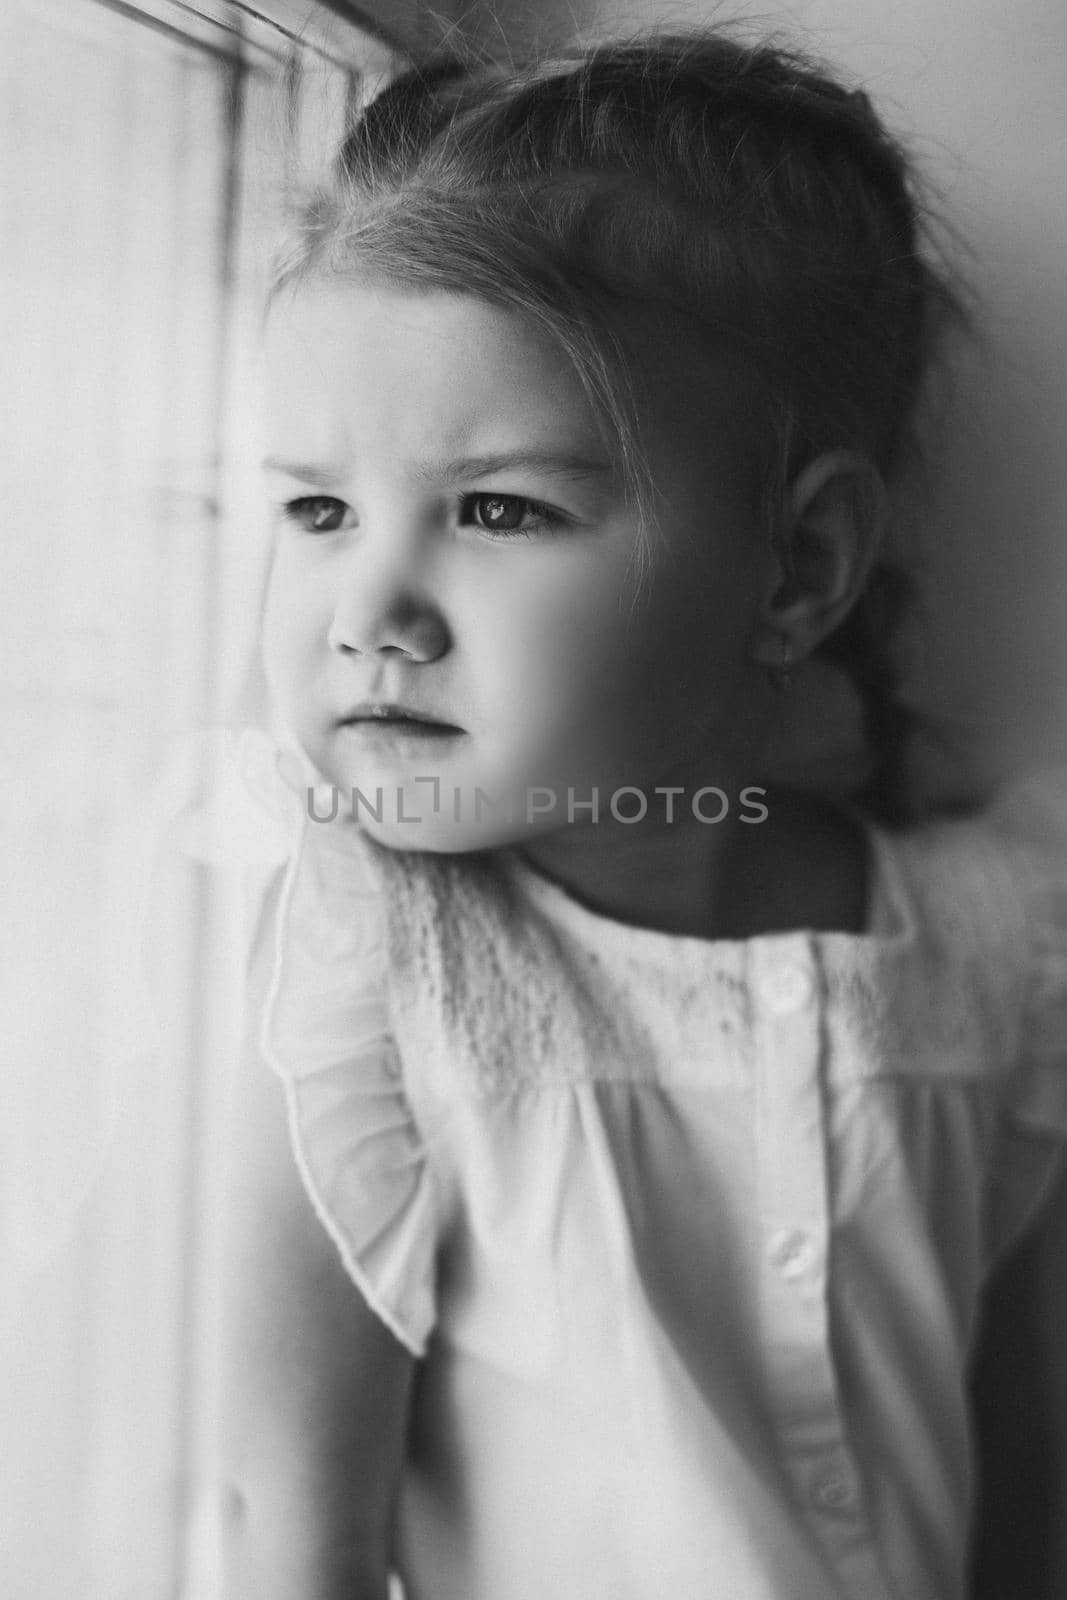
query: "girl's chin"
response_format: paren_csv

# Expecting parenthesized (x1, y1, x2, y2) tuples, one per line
(354, 812, 521, 856)
(348, 783, 573, 854)
(317, 775, 512, 852)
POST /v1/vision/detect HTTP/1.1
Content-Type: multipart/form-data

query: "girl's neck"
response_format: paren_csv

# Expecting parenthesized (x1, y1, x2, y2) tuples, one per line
(514, 783, 871, 942)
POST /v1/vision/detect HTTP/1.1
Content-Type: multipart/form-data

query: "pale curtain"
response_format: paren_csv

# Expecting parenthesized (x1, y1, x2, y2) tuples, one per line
(0, 4, 402, 1595)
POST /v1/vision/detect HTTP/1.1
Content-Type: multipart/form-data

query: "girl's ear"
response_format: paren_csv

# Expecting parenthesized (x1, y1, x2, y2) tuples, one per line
(748, 451, 889, 669)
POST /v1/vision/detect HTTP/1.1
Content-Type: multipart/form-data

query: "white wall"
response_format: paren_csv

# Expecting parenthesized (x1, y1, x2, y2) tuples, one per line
(458, 0, 1067, 793)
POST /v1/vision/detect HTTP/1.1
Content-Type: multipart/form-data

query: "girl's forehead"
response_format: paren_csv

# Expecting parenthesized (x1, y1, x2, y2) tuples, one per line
(266, 278, 579, 388)
(263, 277, 608, 452)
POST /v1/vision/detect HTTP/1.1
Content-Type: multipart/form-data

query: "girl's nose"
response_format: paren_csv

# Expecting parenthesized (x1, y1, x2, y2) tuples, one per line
(326, 547, 450, 663)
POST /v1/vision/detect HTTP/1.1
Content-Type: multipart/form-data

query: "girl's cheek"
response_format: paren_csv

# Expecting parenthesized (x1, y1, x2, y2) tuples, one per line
(263, 552, 313, 644)
(260, 586, 309, 700)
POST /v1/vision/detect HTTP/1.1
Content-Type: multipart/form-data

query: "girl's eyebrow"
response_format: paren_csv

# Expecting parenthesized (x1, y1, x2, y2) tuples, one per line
(261, 458, 348, 488)
(261, 450, 613, 486)
(413, 450, 613, 484)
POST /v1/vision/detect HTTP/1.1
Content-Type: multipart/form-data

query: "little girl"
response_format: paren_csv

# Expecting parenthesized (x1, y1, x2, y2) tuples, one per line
(211, 26, 1067, 1600)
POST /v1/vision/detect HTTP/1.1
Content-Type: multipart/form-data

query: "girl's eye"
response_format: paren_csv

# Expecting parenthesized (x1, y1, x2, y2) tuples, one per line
(279, 496, 349, 534)
(461, 493, 566, 539)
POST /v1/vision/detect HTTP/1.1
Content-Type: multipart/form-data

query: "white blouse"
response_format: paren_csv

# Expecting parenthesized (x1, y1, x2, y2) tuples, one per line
(178, 728, 1067, 1600)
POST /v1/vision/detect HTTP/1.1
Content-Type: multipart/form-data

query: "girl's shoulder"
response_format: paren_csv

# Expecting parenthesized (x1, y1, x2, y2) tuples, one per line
(924, 763, 1067, 1266)
(959, 764, 1067, 1050)
(885, 766, 1067, 1144)
(884, 763, 1067, 955)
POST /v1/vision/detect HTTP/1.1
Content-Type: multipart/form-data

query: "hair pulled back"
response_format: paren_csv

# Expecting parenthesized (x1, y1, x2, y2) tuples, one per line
(270, 26, 968, 826)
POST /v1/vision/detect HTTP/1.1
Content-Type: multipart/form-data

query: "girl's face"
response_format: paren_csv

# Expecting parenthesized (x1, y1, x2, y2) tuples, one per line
(260, 278, 778, 851)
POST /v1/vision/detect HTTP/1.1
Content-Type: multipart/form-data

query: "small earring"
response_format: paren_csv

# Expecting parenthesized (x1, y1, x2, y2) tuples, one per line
(768, 635, 796, 696)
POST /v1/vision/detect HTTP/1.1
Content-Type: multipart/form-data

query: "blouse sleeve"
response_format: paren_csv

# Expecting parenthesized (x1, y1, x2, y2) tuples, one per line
(257, 783, 439, 1359)
(980, 762, 1067, 1264)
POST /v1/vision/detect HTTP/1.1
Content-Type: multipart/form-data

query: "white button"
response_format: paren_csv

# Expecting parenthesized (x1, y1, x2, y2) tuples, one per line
(811, 1468, 858, 1511)
(768, 1227, 817, 1278)
(759, 961, 815, 1013)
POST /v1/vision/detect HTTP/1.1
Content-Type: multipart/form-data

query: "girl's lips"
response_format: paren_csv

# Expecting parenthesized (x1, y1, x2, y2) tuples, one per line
(337, 718, 466, 744)
(338, 704, 463, 733)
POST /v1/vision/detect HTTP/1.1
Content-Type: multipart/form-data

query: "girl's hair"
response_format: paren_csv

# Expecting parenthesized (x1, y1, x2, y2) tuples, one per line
(268, 26, 971, 827)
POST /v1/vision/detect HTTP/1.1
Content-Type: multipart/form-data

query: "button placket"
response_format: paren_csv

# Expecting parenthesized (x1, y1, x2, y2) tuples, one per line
(752, 940, 827, 1328)
(750, 937, 893, 1600)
